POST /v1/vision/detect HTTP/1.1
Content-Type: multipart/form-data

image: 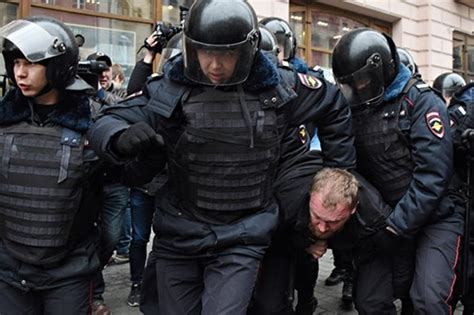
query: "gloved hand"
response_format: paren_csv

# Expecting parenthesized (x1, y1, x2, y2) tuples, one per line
(371, 226, 401, 256)
(114, 122, 164, 156)
(461, 128, 474, 150)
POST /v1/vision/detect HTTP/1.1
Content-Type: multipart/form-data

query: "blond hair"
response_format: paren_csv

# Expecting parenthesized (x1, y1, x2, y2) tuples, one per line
(310, 168, 359, 210)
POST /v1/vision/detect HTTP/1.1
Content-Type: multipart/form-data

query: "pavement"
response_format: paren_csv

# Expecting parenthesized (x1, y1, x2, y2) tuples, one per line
(102, 250, 463, 315)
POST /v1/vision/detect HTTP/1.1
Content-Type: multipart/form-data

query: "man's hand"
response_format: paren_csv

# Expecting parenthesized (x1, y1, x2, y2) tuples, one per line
(306, 240, 328, 259)
(114, 122, 163, 156)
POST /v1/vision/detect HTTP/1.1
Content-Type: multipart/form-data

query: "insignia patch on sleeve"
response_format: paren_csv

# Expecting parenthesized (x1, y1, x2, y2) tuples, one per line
(426, 111, 444, 139)
(298, 124, 308, 144)
(297, 73, 322, 90)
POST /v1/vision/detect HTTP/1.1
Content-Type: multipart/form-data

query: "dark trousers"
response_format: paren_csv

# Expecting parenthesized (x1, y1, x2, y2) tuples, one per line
(0, 279, 93, 315)
(249, 237, 295, 315)
(355, 213, 463, 315)
(93, 183, 129, 300)
(295, 248, 319, 303)
(145, 253, 259, 315)
(129, 188, 154, 284)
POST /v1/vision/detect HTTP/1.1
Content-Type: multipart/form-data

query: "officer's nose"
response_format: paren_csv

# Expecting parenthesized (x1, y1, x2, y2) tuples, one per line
(209, 56, 222, 70)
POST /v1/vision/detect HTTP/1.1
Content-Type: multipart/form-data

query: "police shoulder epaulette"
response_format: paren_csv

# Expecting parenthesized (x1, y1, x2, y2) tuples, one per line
(146, 72, 163, 83)
(279, 60, 293, 70)
(117, 90, 144, 103)
(414, 83, 431, 93)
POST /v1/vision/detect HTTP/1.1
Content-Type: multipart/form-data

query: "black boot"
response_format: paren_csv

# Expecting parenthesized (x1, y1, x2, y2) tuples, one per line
(295, 296, 318, 315)
(325, 268, 346, 286)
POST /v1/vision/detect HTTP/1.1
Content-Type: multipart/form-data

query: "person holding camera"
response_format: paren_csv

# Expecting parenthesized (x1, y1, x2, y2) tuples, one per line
(0, 16, 103, 314)
(83, 51, 130, 315)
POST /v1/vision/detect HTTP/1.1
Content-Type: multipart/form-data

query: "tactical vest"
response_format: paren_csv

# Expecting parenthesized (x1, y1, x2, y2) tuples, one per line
(351, 78, 427, 207)
(0, 122, 86, 264)
(167, 86, 284, 218)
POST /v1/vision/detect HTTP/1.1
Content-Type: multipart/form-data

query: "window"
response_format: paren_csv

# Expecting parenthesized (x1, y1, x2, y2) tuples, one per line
(32, 0, 153, 19)
(289, 3, 391, 73)
(453, 31, 474, 83)
(31, 6, 152, 83)
(161, 0, 194, 26)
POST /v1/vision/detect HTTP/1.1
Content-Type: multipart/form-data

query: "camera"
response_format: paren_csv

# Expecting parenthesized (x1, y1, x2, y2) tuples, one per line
(77, 60, 109, 93)
(146, 5, 188, 54)
(151, 22, 182, 54)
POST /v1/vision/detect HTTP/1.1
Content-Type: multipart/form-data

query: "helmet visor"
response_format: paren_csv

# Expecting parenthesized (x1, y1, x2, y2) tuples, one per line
(183, 33, 257, 86)
(0, 20, 66, 63)
(274, 32, 293, 60)
(336, 53, 385, 106)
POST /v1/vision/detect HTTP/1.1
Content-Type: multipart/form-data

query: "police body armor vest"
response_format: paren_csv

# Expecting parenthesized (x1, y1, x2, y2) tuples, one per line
(351, 78, 426, 207)
(167, 86, 283, 217)
(0, 122, 85, 265)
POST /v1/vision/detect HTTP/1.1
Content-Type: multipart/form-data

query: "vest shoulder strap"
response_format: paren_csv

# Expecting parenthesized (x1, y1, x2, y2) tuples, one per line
(146, 77, 189, 118)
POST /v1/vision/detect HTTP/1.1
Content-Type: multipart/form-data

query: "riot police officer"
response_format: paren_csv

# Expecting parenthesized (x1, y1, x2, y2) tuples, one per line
(333, 28, 462, 314)
(397, 47, 418, 76)
(0, 16, 102, 314)
(447, 81, 474, 315)
(433, 72, 467, 106)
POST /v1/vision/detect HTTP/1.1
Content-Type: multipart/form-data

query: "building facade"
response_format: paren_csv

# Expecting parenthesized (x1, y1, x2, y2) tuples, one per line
(0, 0, 473, 86)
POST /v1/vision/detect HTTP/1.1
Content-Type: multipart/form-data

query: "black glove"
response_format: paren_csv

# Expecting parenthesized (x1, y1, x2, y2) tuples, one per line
(461, 128, 474, 150)
(371, 227, 401, 256)
(114, 122, 163, 156)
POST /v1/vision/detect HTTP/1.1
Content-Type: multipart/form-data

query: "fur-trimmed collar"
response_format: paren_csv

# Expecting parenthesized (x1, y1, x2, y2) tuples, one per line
(383, 64, 412, 102)
(289, 57, 309, 74)
(0, 88, 92, 132)
(165, 51, 280, 91)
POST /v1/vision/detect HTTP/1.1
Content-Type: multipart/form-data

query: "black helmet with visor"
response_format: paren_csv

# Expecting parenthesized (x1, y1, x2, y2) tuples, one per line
(259, 17, 295, 61)
(332, 28, 399, 107)
(183, 0, 260, 86)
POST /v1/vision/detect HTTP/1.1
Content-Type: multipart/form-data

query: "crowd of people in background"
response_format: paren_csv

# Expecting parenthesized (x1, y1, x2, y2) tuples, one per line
(0, 1, 473, 315)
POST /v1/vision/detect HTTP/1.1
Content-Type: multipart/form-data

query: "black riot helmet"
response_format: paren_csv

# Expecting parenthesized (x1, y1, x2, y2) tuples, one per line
(260, 17, 295, 61)
(332, 28, 399, 106)
(157, 32, 182, 74)
(0, 16, 84, 91)
(397, 48, 418, 75)
(183, 0, 260, 86)
(258, 25, 279, 56)
(433, 72, 466, 99)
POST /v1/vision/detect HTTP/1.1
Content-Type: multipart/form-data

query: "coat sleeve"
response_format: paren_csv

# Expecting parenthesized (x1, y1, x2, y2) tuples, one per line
(387, 91, 454, 237)
(127, 60, 154, 95)
(284, 75, 356, 170)
(88, 88, 160, 164)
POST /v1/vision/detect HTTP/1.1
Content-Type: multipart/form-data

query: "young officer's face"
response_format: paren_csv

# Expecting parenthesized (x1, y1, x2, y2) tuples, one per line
(13, 58, 48, 98)
(197, 49, 239, 85)
(308, 192, 355, 240)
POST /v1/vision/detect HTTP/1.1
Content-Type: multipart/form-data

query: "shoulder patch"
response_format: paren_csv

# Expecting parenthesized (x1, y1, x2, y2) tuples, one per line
(298, 124, 308, 144)
(297, 73, 322, 90)
(425, 111, 445, 139)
